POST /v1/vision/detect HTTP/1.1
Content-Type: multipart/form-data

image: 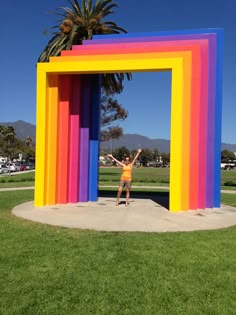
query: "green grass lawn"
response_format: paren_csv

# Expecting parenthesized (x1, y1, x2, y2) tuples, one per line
(101, 167, 236, 182)
(100, 167, 236, 190)
(100, 167, 170, 185)
(0, 190, 236, 314)
(221, 193, 236, 207)
(1, 169, 236, 190)
(0, 171, 35, 188)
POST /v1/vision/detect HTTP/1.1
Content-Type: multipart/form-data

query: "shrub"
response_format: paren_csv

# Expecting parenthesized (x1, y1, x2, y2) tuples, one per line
(224, 181, 236, 186)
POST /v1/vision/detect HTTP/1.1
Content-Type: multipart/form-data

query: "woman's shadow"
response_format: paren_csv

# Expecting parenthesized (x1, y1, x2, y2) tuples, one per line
(99, 190, 169, 210)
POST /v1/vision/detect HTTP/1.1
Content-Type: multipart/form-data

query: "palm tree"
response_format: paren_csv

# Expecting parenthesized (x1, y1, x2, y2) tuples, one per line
(0, 125, 5, 139)
(3, 126, 16, 146)
(38, 0, 131, 93)
(0, 126, 16, 161)
(0, 125, 5, 155)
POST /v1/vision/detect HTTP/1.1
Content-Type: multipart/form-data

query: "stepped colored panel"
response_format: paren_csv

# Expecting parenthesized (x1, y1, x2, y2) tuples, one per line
(89, 75, 101, 201)
(68, 75, 81, 203)
(35, 69, 47, 206)
(56, 75, 71, 204)
(45, 75, 59, 205)
(35, 28, 223, 213)
(79, 75, 91, 201)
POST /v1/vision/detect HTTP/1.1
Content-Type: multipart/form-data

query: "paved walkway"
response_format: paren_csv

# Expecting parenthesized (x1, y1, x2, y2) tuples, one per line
(12, 197, 236, 233)
(1, 185, 235, 232)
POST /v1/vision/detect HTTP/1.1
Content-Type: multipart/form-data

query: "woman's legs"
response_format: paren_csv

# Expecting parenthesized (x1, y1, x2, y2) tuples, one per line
(116, 186, 123, 206)
(116, 181, 131, 206)
(126, 188, 130, 206)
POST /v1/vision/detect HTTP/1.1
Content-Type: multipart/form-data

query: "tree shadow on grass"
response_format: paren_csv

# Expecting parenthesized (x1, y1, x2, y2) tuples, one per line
(99, 190, 169, 210)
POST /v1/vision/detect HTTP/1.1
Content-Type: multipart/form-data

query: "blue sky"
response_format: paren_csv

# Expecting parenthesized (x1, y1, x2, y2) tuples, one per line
(0, 0, 235, 143)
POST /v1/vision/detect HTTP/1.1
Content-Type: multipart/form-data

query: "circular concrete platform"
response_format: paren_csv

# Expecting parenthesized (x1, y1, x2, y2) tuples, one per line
(12, 198, 236, 233)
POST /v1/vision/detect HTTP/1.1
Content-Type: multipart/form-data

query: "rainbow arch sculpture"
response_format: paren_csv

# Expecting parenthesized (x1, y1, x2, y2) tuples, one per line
(35, 28, 224, 212)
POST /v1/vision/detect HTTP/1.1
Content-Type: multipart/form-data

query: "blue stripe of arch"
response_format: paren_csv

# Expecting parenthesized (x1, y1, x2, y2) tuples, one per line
(91, 29, 224, 208)
(93, 28, 222, 39)
(89, 75, 101, 201)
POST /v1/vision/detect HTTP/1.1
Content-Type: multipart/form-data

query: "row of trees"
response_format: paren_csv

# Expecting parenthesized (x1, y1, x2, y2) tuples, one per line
(221, 150, 236, 163)
(0, 125, 34, 162)
(101, 148, 236, 166)
(1, 124, 234, 166)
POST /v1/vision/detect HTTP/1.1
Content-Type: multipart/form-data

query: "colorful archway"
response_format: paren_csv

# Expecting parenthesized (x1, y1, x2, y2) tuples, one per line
(35, 28, 223, 212)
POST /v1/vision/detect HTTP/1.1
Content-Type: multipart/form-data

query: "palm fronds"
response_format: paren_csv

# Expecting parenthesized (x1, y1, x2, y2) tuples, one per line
(38, 0, 132, 93)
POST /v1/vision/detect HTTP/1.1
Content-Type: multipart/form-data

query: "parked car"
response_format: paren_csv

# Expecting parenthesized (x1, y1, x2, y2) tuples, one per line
(6, 163, 16, 172)
(0, 164, 9, 174)
(13, 163, 21, 171)
(6, 163, 21, 172)
(99, 156, 113, 167)
(221, 163, 235, 170)
(20, 164, 25, 171)
(24, 162, 35, 170)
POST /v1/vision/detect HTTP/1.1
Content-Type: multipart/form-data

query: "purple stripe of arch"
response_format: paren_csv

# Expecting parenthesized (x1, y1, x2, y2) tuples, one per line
(79, 75, 91, 202)
(198, 42, 209, 208)
(89, 75, 101, 201)
(206, 37, 216, 208)
(91, 28, 221, 39)
(213, 29, 224, 208)
(84, 31, 218, 45)
(68, 75, 81, 203)
(81, 35, 216, 51)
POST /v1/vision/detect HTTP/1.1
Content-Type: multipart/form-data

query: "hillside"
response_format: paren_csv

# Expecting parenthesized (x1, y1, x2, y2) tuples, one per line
(0, 120, 36, 143)
(101, 136, 236, 153)
(100, 134, 170, 153)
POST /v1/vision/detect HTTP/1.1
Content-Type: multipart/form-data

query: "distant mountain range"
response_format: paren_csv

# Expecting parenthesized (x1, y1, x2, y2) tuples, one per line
(101, 135, 236, 153)
(1, 120, 236, 153)
(0, 120, 36, 143)
(100, 134, 171, 153)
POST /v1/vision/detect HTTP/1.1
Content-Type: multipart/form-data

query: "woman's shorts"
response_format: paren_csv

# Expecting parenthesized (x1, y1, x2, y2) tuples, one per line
(119, 180, 131, 189)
